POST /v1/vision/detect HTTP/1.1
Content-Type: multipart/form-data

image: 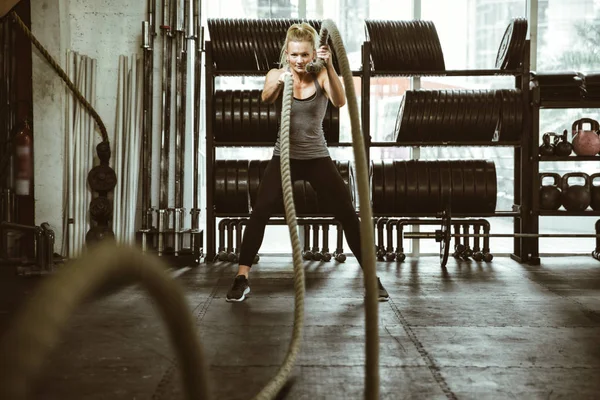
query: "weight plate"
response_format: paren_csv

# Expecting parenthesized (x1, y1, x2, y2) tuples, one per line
(394, 160, 407, 213)
(428, 161, 441, 211)
(225, 159, 237, 212)
(450, 160, 464, 212)
(429, 21, 446, 70)
(88, 164, 117, 193)
(248, 160, 261, 209)
(405, 160, 419, 213)
(241, 90, 251, 138)
(484, 160, 498, 213)
(232, 90, 242, 141)
(473, 160, 487, 208)
(250, 90, 260, 141)
(223, 90, 233, 141)
(383, 160, 396, 214)
(214, 91, 224, 140)
(462, 160, 476, 211)
(439, 161, 452, 208)
(236, 159, 249, 213)
(371, 160, 384, 214)
(439, 204, 451, 268)
(214, 160, 227, 212)
(495, 19, 514, 69)
(258, 94, 269, 141)
(89, 196, 113, 221)
(416, 161, 430, 212)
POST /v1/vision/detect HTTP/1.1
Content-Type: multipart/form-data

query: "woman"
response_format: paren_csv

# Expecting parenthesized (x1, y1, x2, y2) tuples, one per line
(226, 22, 389, 302)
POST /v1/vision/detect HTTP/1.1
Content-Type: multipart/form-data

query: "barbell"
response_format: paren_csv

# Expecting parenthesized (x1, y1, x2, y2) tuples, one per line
(410, 208, 600, 268)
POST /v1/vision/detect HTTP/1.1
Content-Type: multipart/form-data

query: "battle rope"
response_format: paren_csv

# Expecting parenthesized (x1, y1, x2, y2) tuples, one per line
(10, 11, 109, 144)
(0, 244, 211, 399)
(0, 16, 379, 400)
(318, 19, 380, 399)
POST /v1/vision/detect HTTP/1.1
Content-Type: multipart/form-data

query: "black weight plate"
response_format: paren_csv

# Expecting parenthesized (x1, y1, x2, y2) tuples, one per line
(214, 91, 224, 140)
(508, 19, 528, 69)
(429, 90, 440, 141)
(495, 20, 514, 69)
(446, 91, 458, 141)
(239, 19, 255, 70)
(374, 20, 388, 70)
(236, 159, 249, 213)
(249, 91, 259, 141)
(220, 19, 234, 70)
(439, 161, 452, 208)
(439, 90, 451, 141)
(232, 90, 242, 141)
(416, 161, 430, 212)
(225, 159, 237, 212)
(371, 160, 384, 214)
(269, 100, 278, 141)
(450, 160, 464, 213)
(214, 160, 227, 212)
(421, 90, 433, 141)
(208, 19, 223, 70)
(383, 160, 396, 214)
(252, 19, 267, 71)
(414, 90, 426, 140)
(387, 21, 401, 67)
(248, 160, 261, 209)
(399, 21, 416, 70)
(513, 90, 523, 140)
(418, 20, 433, 69)
(484, 160, 498, 213)
(241, 90, 251, 138)
(428, 161, 441, 211)
(490, 90, 503, 141)
(429, 21, 446, 70)
(498, 89, 514, 141)
(367, 20, 382, 70)
(258, 95, 269, 141)
(392, 21, 407, 70)
(396, 91, 412, 141)
(223, 90, 233, 141)
(462, 160, 476, 212)
(440, 205, 451, 268)
(473, 90, 487, 140)
(473, 160, 486, 207)
(394, 160, 407, 213)
(464, 90, 476, 141)
(405, 160, 419, 213)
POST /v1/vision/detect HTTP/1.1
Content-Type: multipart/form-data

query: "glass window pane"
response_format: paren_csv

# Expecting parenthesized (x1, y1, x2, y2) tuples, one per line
(537, 0, 600, 73)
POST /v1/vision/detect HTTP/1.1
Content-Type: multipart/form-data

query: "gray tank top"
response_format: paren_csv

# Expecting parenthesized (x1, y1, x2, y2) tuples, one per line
(273, 79, 330, 160)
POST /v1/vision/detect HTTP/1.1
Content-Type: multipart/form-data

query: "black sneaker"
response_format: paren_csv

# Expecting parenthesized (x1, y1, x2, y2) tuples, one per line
(226, 275, 250, 302)
(363, 277, 390, 302)
(377, 277, 389, 302)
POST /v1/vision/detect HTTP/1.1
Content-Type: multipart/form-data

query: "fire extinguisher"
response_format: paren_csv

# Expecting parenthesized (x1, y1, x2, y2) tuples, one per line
(14, 119, 33, 196)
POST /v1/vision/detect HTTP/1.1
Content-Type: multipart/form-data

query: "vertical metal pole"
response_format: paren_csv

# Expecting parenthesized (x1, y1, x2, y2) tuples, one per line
(205, 41, 216, 260)
(526, 0, 538, 71)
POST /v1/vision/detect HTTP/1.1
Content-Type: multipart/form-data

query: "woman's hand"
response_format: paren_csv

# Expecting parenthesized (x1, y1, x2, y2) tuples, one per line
(278, 70, 292, 85)
(316, 45, 331, 65)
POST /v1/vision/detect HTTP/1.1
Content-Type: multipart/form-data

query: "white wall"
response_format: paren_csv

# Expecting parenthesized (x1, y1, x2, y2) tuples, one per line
(32, 0, 199, 254)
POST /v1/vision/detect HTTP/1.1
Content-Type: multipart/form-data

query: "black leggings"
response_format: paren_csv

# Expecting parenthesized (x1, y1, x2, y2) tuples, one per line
(238, 156, 363, 267)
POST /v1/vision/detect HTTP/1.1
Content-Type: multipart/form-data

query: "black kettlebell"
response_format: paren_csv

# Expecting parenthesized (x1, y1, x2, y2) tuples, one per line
(590, 173, 600, 211)
(539, 173, 562, 210)
(539, 132, 555, 156)
(554, 129, 573, 156)
(561, 172, 591, 212)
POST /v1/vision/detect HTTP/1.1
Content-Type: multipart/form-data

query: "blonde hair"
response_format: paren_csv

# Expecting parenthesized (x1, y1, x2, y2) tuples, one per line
(278, 23, 319, 68)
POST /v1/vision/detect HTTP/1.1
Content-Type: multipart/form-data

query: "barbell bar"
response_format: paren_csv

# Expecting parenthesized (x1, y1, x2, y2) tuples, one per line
(406, 232, 600, 239)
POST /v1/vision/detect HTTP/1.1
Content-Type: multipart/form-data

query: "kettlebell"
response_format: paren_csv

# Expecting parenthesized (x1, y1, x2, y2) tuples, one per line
(561, 172, 591, 212)
(590, 173, 600, 211)
(554, 129, 573, 156)
(539, 132, 555, 156)
(572, 118, 600, 156)
(539, 173, 562, 210)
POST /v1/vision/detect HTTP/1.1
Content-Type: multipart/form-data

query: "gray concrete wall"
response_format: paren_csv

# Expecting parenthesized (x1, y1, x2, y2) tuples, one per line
(31, 0, 159, 252)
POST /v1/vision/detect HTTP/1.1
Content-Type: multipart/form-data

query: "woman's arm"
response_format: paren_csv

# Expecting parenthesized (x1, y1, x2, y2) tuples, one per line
(261, 68, 290, 104)
(318, 46, 346, 108)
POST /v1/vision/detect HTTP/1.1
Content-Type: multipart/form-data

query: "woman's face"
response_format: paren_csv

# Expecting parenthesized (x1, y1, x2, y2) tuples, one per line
(286, 40, 315, 73)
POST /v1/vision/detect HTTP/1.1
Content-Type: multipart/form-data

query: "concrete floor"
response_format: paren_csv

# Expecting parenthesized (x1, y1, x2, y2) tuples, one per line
(1, 255, 600, 399)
